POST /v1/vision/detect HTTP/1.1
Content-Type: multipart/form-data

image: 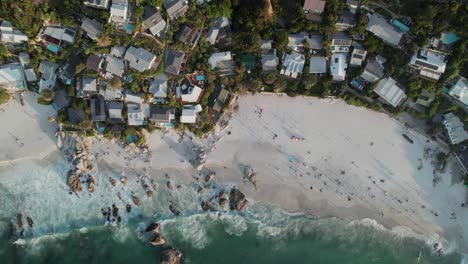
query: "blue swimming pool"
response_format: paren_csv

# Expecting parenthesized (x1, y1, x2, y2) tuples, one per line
(442, 32, 458, 45)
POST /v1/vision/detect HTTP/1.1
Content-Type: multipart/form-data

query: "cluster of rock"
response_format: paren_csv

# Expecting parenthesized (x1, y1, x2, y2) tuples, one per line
(100, 204, 123, 224)
(243, 165, 257, 189)
(143, 222, 181, 264)
(64, 137, 97, 194)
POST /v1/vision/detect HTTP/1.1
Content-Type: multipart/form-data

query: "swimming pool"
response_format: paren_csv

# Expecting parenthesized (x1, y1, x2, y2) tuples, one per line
(442, 32, 458, 45)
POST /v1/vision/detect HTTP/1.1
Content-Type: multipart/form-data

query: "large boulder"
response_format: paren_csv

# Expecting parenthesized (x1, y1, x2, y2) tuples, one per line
(229, 188, 248, 210)
(145, 222, 161, 233)
(160, 248, 182, 264)
(87, 175, 96, 193)
(132, 196, 141, 206)
(149, 233, 166, 246)
(67, 171, 82, 192)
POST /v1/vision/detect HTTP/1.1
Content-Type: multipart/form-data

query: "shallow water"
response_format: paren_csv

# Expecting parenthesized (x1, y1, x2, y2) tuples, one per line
(0, 153, 463, 264)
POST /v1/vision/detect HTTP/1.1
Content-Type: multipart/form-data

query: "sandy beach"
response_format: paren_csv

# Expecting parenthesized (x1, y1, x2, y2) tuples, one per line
(0, 92, 58, 165)
(1, 93, 467, 254)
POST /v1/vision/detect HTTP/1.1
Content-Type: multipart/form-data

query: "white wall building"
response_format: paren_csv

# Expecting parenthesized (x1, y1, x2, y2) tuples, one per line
(0, 20, 28, 44)
(330, 53, 347, 81)
(374, 77, 407, 107)
(448, 76, 468, 107)
(409, 49, 446, 81)
(443, 112, 468, 145)
(280, 52, 305, 79)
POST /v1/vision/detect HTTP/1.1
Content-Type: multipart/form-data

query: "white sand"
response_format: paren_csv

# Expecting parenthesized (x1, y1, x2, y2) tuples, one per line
(2, 93, 467, 252)
(0, 92, 58, 165)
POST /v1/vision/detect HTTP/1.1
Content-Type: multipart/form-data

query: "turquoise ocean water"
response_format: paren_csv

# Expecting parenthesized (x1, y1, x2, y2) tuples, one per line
(0, 153, 464, 264)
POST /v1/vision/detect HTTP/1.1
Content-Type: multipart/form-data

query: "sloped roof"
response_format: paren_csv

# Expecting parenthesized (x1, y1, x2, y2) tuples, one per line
(124, 46, 157, 72)
(303, 0, 326, 13)
(310, 56, 327, 74)
(374, 77, 407, 107)
(149, 106, 174, 122)
(366, 13, 403, 46)
(149, 74, 168, 97)
(105, 55, 125, 77)
(142, 7, 166, 35)
(86, 54, 103, 72)
(164, 49, 185, 75)
(81, 17, 102, 40)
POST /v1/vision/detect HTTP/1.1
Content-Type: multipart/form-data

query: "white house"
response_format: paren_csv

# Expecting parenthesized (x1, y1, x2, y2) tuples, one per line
(349, 48, 367, 67)
(180, 107, 197, 124)
(208, 52, 232, 69)
(0, 20, 28, 44)
(176, 83, 202, 103)
(330, 53, 347, 81)
(280, 52, 305, 78)
(124, 46, 157, 72)
(0, 63, 27, 90)
(38, 61, 58, 92)
(109, 0, 129, 26)
(448, 76, 468, 107)
(409, 49, 446, 81)
(443, 112, 468, 145)
(374, 77, 407, 107)
(127, 103, 145, 126)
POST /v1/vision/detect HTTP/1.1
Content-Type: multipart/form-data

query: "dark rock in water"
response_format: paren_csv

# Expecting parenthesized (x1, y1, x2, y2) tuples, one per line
(166, 181, 173, 190)
(201, 201, 216, 212)
(132, 196, 141, 206)
(26, 217, 33, 228)
(146, 190, 153, 198)
(67, 170, 82, 192)
(126, 203, 132, 213)
(219, 191, 227, 199)
(160, 247, 182, 264)
(16, 214, 23, 228)
(117, 216, 121, 223)
(149, 233, 166, 246)
(112, 205, 119, 217)
(169, 205, 181, 216)
(110, 178, 116, 186)
(145, 222, 161, 233)
(219, 197, 228, 207)
(229, 187, 248, 210)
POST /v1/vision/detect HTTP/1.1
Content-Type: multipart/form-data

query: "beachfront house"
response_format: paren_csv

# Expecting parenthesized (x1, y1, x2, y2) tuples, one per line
(40, 26, 76, 53)
(127, 103, 145, 126)
(105, 55, 125, 78)
(86, 54, 104, 73)
(206, 17, 230, 45)
(303, 0, 326, 22)
(164, 0, 189, 21)
(77, 76, 98, 98)
(443, 113, 468, 145)
(53, 89, 70, 110)
(335, 10, 356, 31)
(366, 13, 404, 47)
(141, 6, 167, 37)
(208, 52, 235, 76)
(149, 106, 175, 127)
(261, 50, 279, 73)
(149, 74, 168, 102)
(91, 97, 106, 122)
(309, 57, 327, 75)
(107, 101, 123, 121)
(329, 32, 352, 53)
(18, 53, 37, 82)
(330, 53, 347, 81)
(164, 49, 186, 76)
(408, 49, 446, 81)
(176, 24, 202, 49)
(349, 47, 367, 67)
(447, 76, 468, 108)
(84, 0, 110, 9)
(208, 88, 230, 112)
(280, 52, 305, 79)
(373, 77, 407, 107)
(0, 20, 28, 44)
(180, 106, 198, 124)
(81, 17, 103, 41)
(0, 63, 27, 91)
(124, 46, 157, 72)
(360, 60, 384, 83)
(109, 0, 129, 27)
(38, 61, 58, 92)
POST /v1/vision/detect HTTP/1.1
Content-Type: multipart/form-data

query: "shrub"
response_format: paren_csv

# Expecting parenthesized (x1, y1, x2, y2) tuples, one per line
(0, 88, 10, 104)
